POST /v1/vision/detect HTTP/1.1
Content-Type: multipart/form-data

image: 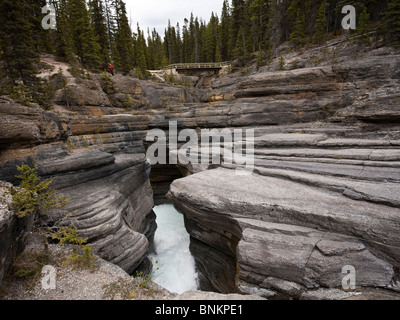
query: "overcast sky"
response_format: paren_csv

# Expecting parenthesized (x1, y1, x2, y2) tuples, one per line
(124, 0, 224, 36)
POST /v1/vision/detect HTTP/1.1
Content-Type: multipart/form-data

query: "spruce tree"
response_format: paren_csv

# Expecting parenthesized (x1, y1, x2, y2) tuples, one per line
(135, 25, 148, 78)
(278, 56, 286, 71)
(89, 0, 111, 69)
(182, 18, 191, 63)
(0, 0, 39, 86)
(289, 9, 306, 47)
(164, 20, 180, 64)
(31, 0, 54, 53)
(146, 29, 155, 70)
(355, 6, 371, 45)
(104, 0, 117, 61)
(384, 0, 400, 47)
(267, 0, 281, 56)
(53, 0, 75, 63)
(249, 0, 270, 52)
(68, 0, 102, 70)
(220, 0, 231, 61)
(204, 13, 219, 62)
(230, 0, 246, 58)
(315, 2, 328, 44)
(198, 20, 207, 62)
(233, 26, 246, 59)
(154, 29, 166, 69)
(113, 0, 134, 74)
(215, 40, 223, 63)
(191, 16, 200, 63)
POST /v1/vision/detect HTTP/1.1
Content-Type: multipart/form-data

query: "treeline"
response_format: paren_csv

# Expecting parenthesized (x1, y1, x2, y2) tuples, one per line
(0, 0, 157, 83)
(164, 0, 400, 65)
(0, 0, 399, 105)
(52, 0, 154, 76)
(0, 0, 158, 107)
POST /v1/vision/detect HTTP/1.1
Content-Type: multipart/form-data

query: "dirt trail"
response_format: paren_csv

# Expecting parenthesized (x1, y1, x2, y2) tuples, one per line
(37, 54, 75, 85)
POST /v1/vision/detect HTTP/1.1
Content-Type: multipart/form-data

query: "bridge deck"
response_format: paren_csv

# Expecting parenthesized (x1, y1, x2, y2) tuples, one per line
(163, 62, 230, 71)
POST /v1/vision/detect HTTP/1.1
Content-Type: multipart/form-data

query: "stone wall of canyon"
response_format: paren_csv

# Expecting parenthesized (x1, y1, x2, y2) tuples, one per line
(0, 47, 399, 299)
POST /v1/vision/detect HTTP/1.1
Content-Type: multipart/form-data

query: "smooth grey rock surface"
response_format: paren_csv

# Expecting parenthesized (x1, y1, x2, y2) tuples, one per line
(174, 290, 266, 300)
(168, 165, 400, 297)
(50, 153, 156, 275)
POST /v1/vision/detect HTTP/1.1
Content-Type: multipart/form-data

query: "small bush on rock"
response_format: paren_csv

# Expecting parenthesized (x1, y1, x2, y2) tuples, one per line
(9, 164, 68, 219)
(9, 164, 95, 271)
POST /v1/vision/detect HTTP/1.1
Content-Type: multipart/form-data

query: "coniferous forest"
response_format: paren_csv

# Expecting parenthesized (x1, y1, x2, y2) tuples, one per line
(0, 0, 399, 106)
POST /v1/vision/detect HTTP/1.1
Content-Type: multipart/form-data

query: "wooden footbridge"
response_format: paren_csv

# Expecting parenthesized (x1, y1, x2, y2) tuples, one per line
(163, 62, 231, 73)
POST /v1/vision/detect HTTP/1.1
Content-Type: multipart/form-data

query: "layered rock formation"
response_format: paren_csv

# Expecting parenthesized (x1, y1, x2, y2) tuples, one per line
(0, 94, 156, 275)
(167, 53, 400, 299)
(1, 46, 400, 300)
(37, 147, 156, 274)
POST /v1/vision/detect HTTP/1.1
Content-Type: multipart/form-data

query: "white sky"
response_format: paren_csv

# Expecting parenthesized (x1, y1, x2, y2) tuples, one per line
(124, 0, 224, 36)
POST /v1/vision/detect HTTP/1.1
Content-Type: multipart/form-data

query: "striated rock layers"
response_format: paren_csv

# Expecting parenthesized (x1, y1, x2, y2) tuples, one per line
(0, 95, 156, 276)
(38, 149, 156, 274)
(167, 54, 400, 299)
(1, 49, 400, 299)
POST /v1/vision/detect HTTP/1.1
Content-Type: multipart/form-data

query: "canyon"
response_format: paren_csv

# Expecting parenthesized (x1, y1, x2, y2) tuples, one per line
(1, 41, 400, 299)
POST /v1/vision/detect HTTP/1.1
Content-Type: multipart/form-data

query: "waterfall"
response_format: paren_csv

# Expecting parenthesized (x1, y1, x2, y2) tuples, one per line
(149, 204, 199, 294)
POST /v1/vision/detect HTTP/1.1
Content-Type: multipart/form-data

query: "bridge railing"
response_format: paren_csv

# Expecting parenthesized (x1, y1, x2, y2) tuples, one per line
(163, 61, 231, 70)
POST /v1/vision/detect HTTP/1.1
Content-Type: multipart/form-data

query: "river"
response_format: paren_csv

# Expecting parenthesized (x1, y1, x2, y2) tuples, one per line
(149, 204, 199, 294)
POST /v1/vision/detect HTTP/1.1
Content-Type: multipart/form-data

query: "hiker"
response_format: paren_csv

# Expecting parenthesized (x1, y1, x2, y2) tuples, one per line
(108, 64, 114, 76)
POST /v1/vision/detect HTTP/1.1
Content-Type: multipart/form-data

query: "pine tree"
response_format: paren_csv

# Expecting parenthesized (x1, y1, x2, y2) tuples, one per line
(233, 26, 246, 59)
(220, 0, 231, 61)
(103, 0, 117, 61)
(146, 29, 155, 70)
(135, 25, 148, 78)
(31, 0, 54, 53)
(0, 0, 59, 108)
(164, 20, 181, 64)
(204, 13, 219, 62)
(53, 0, 75, 63)
(113, 0, 134, 74)
(153, 29, 167, 69)
(289, 9, 306, 47)
(0, 0, 40, 86)
(315, 2, 328, 44)
(230, 0, 246, 58)
(278, 56, 286, 71)
(249, 0, 270, 52)
(354, 6, 371, 45)
(198, 19, 207, 62)
(384, 0, 400, 47)
(191, 16, 200, 63)
(215, 40, 223, 62)
(89, 0, 111, 69)
(267, 0, 287, 56)
(68, 0, 102, 70)
(182, 18, 191, 63)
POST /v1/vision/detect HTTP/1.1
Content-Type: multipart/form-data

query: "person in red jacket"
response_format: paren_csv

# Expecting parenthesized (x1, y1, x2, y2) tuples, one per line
(108, 64, 114, 76)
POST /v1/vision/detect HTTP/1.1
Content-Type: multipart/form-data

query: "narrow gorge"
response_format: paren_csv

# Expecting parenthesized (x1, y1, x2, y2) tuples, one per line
(1, 42, 400, 300)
